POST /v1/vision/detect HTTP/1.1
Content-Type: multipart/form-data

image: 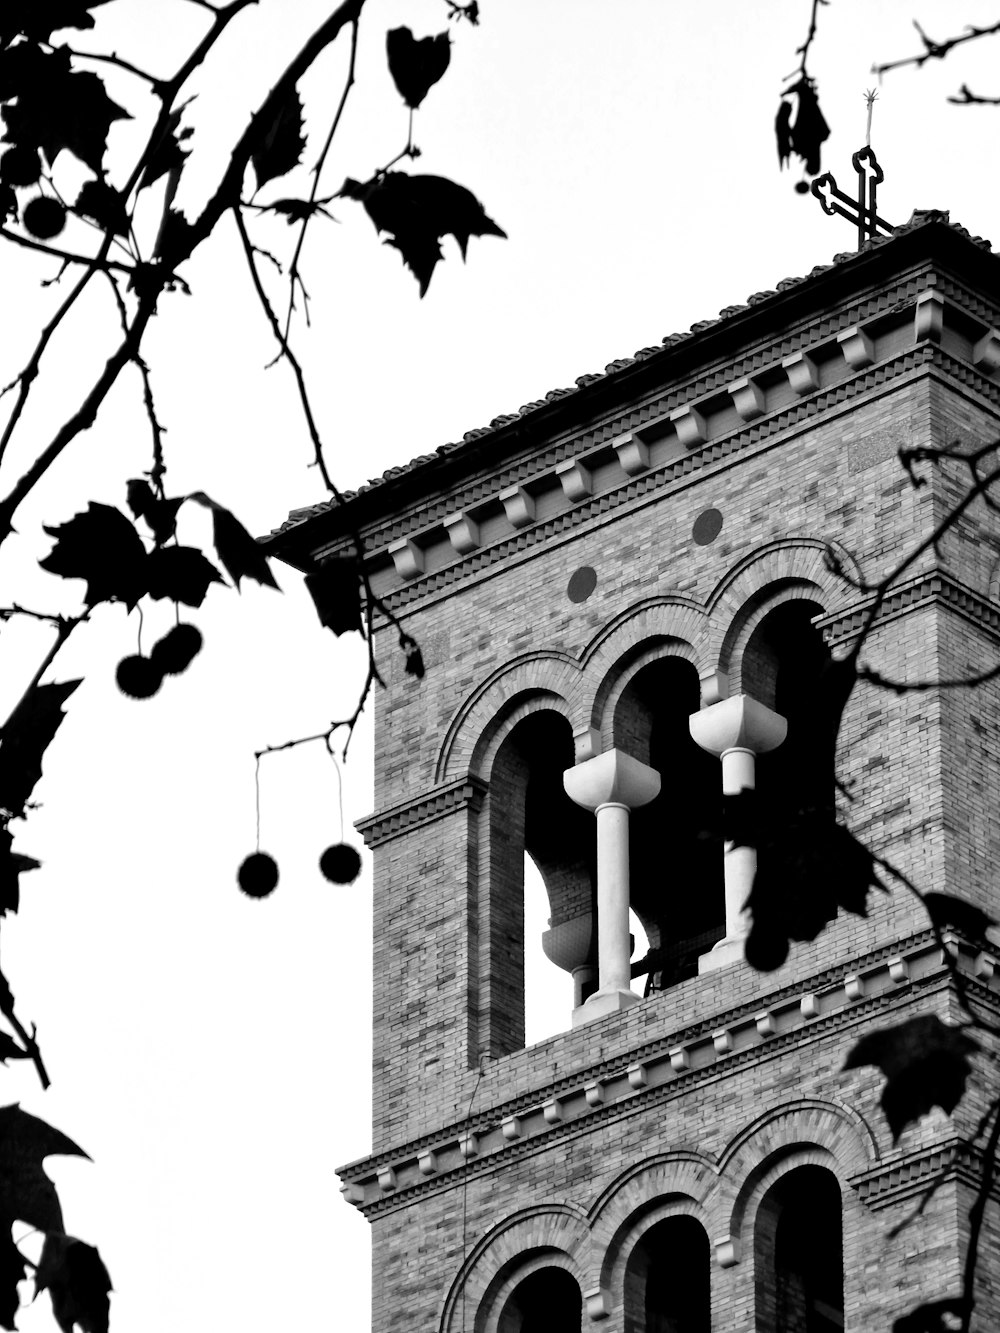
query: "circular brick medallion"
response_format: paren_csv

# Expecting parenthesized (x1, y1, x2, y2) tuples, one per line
(567, 566, 597, 603)
(692, 507, 723, 545)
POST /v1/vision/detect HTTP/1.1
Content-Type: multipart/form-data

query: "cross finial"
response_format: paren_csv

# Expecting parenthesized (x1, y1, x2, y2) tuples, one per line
(810, 92, 894, 251)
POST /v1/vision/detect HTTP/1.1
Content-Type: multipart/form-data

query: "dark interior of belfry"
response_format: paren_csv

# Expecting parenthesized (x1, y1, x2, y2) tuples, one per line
(497, 596, 835, 1011)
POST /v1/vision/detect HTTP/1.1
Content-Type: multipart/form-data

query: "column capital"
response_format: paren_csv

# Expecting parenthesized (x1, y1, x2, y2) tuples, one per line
(688, 694, 786, 758)
(563, 747, 660, 812)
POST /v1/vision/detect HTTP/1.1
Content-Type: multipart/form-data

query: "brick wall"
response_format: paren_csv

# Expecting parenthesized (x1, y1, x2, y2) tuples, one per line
(330, 238, 1000, 1331)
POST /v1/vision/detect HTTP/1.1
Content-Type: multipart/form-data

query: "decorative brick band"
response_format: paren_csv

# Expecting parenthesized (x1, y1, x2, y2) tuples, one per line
(817, 571, 1000, 647)
(851, 1139, 1000, 1210)
(356, 775, 487, 849)
(337, 931, 1000, 1218)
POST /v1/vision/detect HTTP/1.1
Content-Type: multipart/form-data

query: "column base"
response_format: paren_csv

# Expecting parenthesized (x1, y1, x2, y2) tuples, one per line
(571, 987, 640, 1027)
(698, 935, 745, 974)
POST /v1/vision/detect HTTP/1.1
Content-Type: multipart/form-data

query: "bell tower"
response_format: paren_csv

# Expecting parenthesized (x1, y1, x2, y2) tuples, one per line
(267, 212, 1000, 1331)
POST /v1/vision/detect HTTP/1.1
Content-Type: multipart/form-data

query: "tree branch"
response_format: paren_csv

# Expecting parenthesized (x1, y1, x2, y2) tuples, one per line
(873, 18, 1000, 79)
(282, 15, 360, 342)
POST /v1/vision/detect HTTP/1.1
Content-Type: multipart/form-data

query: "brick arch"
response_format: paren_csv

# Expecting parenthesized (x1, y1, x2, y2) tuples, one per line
(436, 653, 584, 783)
(716, 1097, 880, 1259)
(580, 600, 711, 719)
(590, 638, 701, 752)
(587, 1152, 721, 1297)
(704, 539, 859, 686)
(439, 1204, 590, 1333)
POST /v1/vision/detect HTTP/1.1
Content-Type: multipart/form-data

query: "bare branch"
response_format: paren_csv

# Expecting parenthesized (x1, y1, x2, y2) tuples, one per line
(961, 1096, 1000, 1333)
(282, 15, 360, 343)
(873, 18, 1000, 79)
(948, 84, 1000, 107)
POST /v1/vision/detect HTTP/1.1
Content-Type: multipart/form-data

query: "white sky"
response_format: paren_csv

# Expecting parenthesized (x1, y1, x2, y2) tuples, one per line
(1, 2, 999, 1329)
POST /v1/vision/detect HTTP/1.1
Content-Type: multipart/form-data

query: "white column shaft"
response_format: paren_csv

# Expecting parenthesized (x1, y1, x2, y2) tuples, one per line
(595, 802, 632, 993)
(720, 746, 756, 940)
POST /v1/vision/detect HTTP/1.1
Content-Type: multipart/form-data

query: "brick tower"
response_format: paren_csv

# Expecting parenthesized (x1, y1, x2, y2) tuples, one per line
(267, 213, 1000, 1332)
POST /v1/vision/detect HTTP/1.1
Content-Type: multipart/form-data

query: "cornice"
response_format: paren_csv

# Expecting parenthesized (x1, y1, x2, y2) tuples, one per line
(357, 337, 1000, 623)
(328, 269, 937, 555)
(337, 931, 1000, 1219)
(356, 775, 487, 849)
(266, 222, 1000, 565)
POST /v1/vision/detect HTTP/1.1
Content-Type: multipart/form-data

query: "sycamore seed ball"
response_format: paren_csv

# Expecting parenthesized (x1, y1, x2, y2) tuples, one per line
(151, 624, 203, 675)
(116, 655, 162, 700)
(238, 852, 279, 899)
(23, 196, 66, 239)
(319, 843, 362, 885)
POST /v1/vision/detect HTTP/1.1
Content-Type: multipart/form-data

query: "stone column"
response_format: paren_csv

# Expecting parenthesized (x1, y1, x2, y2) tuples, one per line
(689, 695, 786, 972)
(563, 748, 660, 1025)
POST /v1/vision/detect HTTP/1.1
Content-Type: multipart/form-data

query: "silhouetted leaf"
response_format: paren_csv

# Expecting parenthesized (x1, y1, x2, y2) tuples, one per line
(892, 1297, 969, 1332)
(305, 560, 361, 635)
(741, 800, 884, 972)
(0, 1227, 24, 1332)
(844, 1014, 979, 1141)
(125, 479, 182, 546)
(40, 503, 147, 606)
(35, 1234, 111, 1333)
(0, 679, 81, 821)
(152, 206, 193, 267)
(139, 104, 192, 189)
(144, 546, 223, 608)
(0, 1104, 88, 1233)
(0, 0, 112, 43)
(187, 493, 279, 591)
(266, 198, 334, 224)
(386, 28, 451, 109)
(340, 171, 506, 295)
(74, 178, 128, 235)
(923, 892, 995, 942)
(2, 49, 130, 173)
(0, 826, 39, 917)
(775, 98, 792, 168)
(782, 76, 829, 176)
(251, 86, 305, 189)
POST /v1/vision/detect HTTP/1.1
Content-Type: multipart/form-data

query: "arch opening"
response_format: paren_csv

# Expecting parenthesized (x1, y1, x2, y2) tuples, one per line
(623, 1214, 711, 1333)
(614, 656, 724, 988)
(497, 1266, 582, 1333)
(754, 1164, 844, 1333)
(745, 600, 835, 817)
(483, 710, 594, 1055)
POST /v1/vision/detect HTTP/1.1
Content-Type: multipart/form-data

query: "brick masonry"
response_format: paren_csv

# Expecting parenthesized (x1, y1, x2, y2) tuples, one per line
(269, 220, 1000, 1330)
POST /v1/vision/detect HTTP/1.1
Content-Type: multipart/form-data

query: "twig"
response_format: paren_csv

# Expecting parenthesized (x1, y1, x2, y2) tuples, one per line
(282, 16, 360, 343)
(790, 0, 825, 79)
(61, 47, 165, 92)
(873, 18, 1000, 79)
(102, 271, 167, 491)
(948, 84, 1000, 106)
(0, 984, 50, 1091)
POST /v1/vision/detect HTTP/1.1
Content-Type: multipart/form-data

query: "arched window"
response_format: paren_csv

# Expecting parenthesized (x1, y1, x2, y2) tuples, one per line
(623, 1214, 711, 1333)
(755, 1165, 844, 1332)
(497, 1266, 582, 1333)
(483, 710, 594, 1055)
(615, 656, 724, 988)
(744, 600, 835, 818)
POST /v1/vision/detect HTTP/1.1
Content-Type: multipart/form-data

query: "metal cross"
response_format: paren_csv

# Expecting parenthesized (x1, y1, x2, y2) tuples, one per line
(811, 145, 895, 249)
